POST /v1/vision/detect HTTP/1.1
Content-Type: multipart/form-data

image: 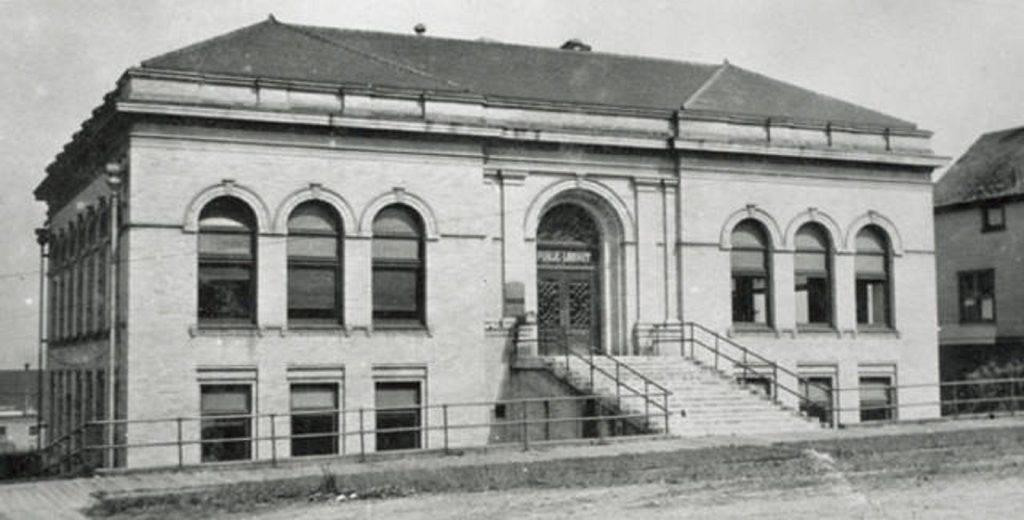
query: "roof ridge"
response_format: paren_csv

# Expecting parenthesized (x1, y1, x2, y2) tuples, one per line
(287, 22, 721, 70)
(277, 21, 467, 91)
(722, 63, 916, 129)
(141, 18, 272, 68)
(682, 61, 730, 109)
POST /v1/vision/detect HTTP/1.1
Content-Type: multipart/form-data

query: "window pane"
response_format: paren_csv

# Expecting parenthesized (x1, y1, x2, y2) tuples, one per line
(731, 221, 767, 249)
(796, 275, 830, 325)
(372, 238, 419, 260)
(201, 385, 252, 462)
(199, 197, 256, 231)
(288, 266, 336, 314)
(291, 384, 337, 410)
(731, 250, 766, 273)
(373, 206, 422, 237)
(288, 203, 338, 233)
(795, 225, 828, 251)
(856, 280, 888, 326)
(199, 233, 253, 257)
(859, 377, 893, 421)
(373, 268, 420, 313)
(199, 265, 253, 320)
(855, 254, 885, 276)
(375, 382, 421, 451)
(985, 206, 1004, 228)
(732, 275, 768, 324)
(795, 251, 826, 272)
(288, 236, 337, 259)
(855, 228, 887, 253)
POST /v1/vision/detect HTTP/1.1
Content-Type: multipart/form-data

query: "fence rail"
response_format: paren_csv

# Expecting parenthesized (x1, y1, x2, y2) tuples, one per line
(37, 391, 669, 476)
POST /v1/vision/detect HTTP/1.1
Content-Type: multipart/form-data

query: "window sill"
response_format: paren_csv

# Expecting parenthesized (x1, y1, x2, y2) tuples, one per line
(796, 324, 839, 336)
(372, 322, 432, 336)
(729, 324, 776, 337)
(190, 324, 260, 337)
(855, 326, 900, 338)
(284, 324, 349, 337)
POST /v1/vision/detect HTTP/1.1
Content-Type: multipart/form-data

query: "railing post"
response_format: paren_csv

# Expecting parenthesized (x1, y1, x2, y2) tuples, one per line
(714, 335, 719, 372)
(952, 383, 959, 419)
(644, 381, 650, 426)
(269, 414, 277, 467)
(521, 405, 529, 451)
(442, 404, 449, 454)
(743, 349, 749, 381)
(543, 400, 551, 441)
(663, 392, 670, 435)
(589, 357, 595, 390)
(176, 417, 184, 469)
(772, 364, 779, 404)
(358, 408, 366, 462)
(834, 385, 841, 428)
(1012, 380, 1018, 415)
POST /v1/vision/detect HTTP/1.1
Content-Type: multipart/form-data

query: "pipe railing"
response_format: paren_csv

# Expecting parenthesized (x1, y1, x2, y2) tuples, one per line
(36, 392, 670, 475)
(549, 343, 672, 434)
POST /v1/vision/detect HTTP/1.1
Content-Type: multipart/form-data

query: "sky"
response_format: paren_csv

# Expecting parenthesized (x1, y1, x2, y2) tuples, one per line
(1, 0, 1023, 368)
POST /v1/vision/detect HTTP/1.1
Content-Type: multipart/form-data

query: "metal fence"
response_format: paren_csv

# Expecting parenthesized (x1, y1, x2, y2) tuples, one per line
(38, 391, 670, 476)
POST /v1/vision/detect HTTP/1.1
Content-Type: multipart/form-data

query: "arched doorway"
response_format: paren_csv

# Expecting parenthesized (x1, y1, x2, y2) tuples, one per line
(537, 203, 602, 355)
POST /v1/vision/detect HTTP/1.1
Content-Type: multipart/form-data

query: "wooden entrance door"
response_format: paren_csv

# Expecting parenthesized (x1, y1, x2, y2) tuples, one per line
(538, 268, 599, 355)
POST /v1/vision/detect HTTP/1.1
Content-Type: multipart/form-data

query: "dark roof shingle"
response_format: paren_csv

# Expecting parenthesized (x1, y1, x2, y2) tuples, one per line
(935, 126, 1024, 207)
(141, 18, 916, 129)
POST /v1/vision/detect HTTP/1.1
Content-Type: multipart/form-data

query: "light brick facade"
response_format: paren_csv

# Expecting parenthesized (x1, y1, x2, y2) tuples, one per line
(35, 22, 946, 468)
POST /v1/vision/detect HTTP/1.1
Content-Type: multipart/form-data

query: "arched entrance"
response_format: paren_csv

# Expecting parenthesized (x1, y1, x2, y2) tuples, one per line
(537, 203, 602, 355)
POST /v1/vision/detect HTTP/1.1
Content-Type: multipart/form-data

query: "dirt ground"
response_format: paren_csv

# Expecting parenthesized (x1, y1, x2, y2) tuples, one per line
(226, 455, 1024, 519)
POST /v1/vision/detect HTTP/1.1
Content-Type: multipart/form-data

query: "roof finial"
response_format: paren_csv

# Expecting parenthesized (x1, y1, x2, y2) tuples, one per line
(723, 58, 730, 66)
(267, 13, 277, 23)
(414, 23, 426, 36)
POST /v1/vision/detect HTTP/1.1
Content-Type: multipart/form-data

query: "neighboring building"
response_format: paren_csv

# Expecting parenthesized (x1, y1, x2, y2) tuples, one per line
(34, 18, 945, 469)
(0, 369, 40, 453)
(935, 126, 1024, 380)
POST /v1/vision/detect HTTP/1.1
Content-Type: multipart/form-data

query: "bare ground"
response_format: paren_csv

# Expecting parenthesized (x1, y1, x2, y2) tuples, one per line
(227, 460, 1024, 520)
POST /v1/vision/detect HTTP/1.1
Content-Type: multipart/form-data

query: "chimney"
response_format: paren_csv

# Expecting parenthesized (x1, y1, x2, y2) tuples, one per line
(560, 39, 591, 52)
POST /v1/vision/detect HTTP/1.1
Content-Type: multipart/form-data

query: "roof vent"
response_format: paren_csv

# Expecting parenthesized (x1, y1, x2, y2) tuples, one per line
(560, 39, 591, 52)
(414, 23, 426, 36)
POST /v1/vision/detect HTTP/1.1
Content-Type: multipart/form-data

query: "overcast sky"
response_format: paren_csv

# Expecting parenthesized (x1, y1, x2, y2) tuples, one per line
(1, 0, 1022, 368)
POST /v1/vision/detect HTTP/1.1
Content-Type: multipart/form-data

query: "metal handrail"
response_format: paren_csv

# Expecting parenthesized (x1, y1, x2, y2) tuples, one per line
(649, 322, 838, 426)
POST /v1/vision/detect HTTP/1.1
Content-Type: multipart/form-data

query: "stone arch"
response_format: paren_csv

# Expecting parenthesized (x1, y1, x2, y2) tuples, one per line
(358, 188, 440, 239)
(524, 178, 635, 243)
(783, 208, 844, 252)
(183, 180, 271, 233)
(845, 211, 904, 256)
(719, 205, 784, 250)
(273, 184, 357, 236)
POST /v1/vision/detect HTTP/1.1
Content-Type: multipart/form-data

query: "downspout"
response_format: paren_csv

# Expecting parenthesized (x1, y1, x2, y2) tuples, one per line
(105, 163, 124, 468)
(35, 227, 49, 451)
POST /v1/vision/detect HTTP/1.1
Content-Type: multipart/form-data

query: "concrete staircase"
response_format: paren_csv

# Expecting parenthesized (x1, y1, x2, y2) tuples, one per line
(544, 355, 823, 437)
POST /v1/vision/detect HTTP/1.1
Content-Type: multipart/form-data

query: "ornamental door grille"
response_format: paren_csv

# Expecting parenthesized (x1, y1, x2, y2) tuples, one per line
(537, 204, 601, 355)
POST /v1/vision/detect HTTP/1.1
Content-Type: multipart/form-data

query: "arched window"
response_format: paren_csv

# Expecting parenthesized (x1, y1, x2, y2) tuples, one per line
(372, 205, 425, 326)
(731, 220, 772, 326)
(287, 202, 342, 325)
(198, 197, 257, 325)
(855, 226, 891, 328)
(795, 223, 832, 327)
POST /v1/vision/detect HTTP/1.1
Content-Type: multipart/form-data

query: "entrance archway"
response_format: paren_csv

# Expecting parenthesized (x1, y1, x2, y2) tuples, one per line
(537, 203, 602, 355)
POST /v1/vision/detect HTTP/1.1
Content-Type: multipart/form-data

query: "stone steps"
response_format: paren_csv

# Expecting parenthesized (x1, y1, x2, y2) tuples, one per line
(544, 355, 823, 437)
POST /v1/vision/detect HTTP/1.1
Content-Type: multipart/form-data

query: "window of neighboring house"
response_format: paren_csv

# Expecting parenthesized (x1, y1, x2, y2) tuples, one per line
(794, 224, 833, 328)
(287, 202, 343, 326)
(372, 205, 425, 327)
(731, 220, 772, 327)
(200, 384, 252, 462)
(0, 426, 7, 437)
(800, 376, 835, 426)
(198, 197, 257, 326)
(290, 383, 339, 456)
(855, 226, 892, 329)
(375, 381, 422, 451)
(959, 269, 995, 323)
(859, 376, 895, 422)
(982, 204, 1005, 232)
(28, 425, 38, 436)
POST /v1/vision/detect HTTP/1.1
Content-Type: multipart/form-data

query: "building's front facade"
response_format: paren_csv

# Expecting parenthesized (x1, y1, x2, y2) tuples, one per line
(935, 127, 1024, 380)
(35, 18, 945, 468)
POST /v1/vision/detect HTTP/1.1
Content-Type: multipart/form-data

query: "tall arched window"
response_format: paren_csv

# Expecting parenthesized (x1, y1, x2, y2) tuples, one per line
(287, 201, 342, 325)
(372, 204, 425, 326)
(855, 226, 891, 328)
(795, 223, 832, 327)
(731, 220, 772, 326)
(198, 197, 257, 325)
